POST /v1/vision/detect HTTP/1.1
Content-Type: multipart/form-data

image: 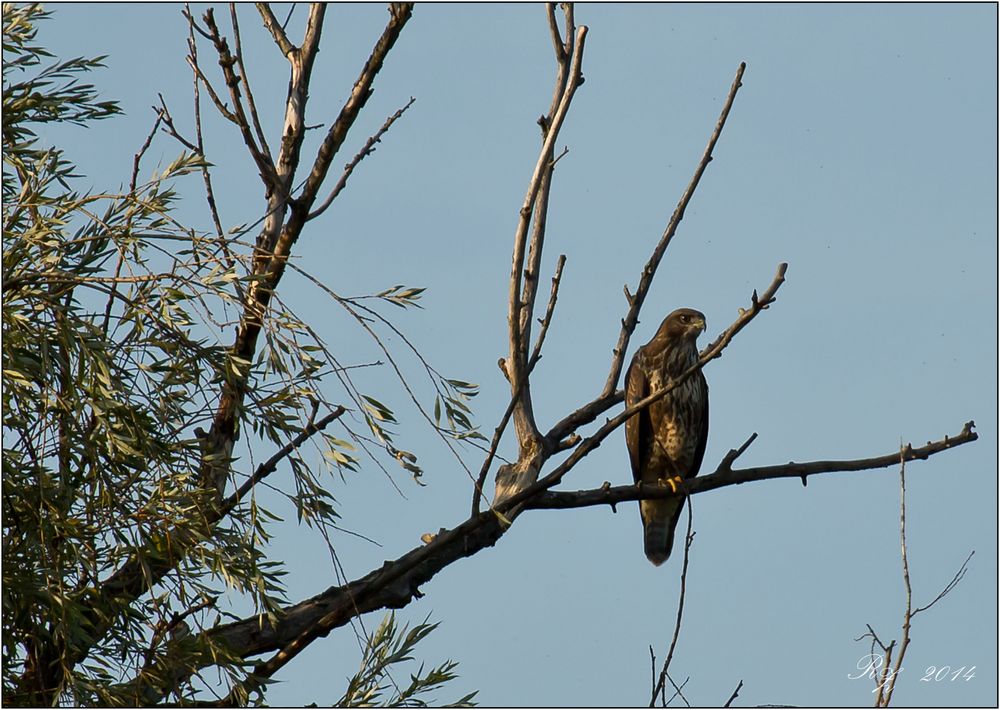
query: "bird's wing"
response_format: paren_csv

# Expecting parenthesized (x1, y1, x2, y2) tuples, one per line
(688, 371, 710, 479)
(624, 352, 649, 484)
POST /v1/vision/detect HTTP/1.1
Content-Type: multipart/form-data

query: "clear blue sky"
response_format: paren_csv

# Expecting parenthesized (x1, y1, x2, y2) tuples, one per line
(38, 3, 996, 706)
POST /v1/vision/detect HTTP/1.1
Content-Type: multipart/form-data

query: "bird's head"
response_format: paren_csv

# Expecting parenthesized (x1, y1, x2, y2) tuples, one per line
(655, 308, 707, 344)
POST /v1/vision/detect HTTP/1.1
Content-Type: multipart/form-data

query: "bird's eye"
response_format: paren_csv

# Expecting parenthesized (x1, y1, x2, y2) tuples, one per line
(680, 315, 690, 323)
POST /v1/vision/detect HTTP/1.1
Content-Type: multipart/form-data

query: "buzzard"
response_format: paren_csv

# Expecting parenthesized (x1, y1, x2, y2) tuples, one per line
(625, 308, 709, 566)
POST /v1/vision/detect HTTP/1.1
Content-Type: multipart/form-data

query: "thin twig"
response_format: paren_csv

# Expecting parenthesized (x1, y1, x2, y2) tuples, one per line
(230, 4, 273, 163)
(663, 673, 691, 707)
(307, 97, 416, 221)
(528, 255, 566, 370)
(913, 550, 974, 615)
(199, 8, 282, 194)
(724, 680, 744, 707)
(650, 499, 694, 706)
(880, 449, 912, 707)
(218, 407, 346, 519)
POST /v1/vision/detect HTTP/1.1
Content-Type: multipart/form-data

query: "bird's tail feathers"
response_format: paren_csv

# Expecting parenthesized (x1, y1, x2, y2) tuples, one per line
(640, 498, 680, 566)
(643, 520, 675, 566)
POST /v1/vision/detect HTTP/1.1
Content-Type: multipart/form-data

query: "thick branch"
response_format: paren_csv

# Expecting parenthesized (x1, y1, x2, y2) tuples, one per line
(471, 254, 567, 515)
(504, 16, 586, 456)
(133, 510, 508, 706)
(256, 2, 296, 56)
(130, 421, 976, 705)
(527, 422, 978, 510)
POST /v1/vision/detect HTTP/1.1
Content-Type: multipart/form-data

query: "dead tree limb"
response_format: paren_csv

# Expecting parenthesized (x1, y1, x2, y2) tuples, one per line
(528, 421, 977, 510)
(500, 6, 587, 499)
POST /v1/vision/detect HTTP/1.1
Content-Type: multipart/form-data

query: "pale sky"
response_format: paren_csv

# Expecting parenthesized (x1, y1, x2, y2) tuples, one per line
(36, 3, 997, 706)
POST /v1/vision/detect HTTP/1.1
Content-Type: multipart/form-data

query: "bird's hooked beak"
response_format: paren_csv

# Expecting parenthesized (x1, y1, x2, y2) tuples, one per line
(693, 316, 707, 335)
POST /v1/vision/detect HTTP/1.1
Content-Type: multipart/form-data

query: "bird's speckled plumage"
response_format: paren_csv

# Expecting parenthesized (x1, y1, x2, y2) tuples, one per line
(625, 308, 709, 565)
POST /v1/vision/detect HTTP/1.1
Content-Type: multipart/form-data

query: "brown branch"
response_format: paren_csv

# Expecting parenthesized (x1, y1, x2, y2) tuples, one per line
(504, 13, 586, 459)
(601, 62, 746, 401)
(198, 8, 282, 194)
(307, 96, 417, 222)
(196, 510, 507, 707)
(256, 2, 296, 57)
(913, 550, 973, 615)
(155, 95, 197, 151)
(291, 3, 411, 215)
(497, 262, 787, 514)
(217, 407, 346, 519)
(124, 416, 976, 706)
(527, 421, 977, 510)
(723, 680, 744, 708)
(230, 4, 273, 164)
(529, 254, 567, 372)
(880, 450, 911, 707)
(650, 499, 694, 706)
(471, 254, 567, 515)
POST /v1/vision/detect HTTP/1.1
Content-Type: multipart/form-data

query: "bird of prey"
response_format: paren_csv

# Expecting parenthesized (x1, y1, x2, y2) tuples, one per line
(625, 308, 709, 566)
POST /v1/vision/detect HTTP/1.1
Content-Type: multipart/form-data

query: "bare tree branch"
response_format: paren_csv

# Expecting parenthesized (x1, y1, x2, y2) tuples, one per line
(502, 14, 587, 468)
(230, 4, 273, 164)
(217, 406, 346, 518)
(472, 253, 567, 514)
(724, 680, 744, 708)
(307, 96, 416, 222)
(913, 550, 974, 615)
(198, 8, 283, 194)
(873, 448, 976, 707)
(528, 421, 977, 510)
(650, 499, 694, 706)
(256, 2, 296, 57)
(122, 416, 977, 707)
(880, 450, 912, 707)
